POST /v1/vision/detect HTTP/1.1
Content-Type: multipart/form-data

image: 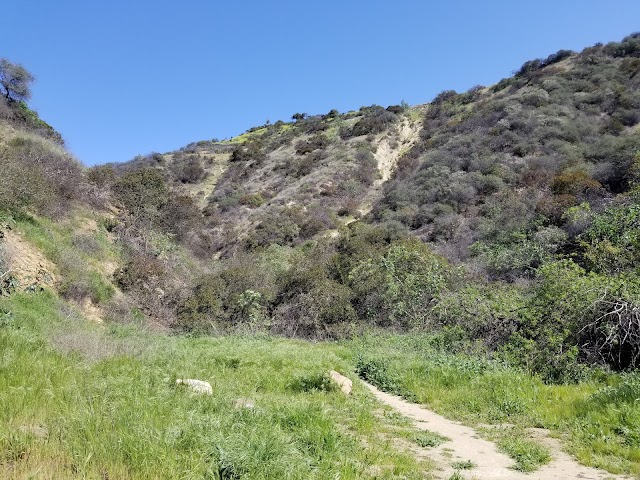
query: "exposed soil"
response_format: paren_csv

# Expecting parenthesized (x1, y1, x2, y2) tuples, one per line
(357, 119, 421, 217)
(1, 229, 56, 290)
(363, 381, 627, 480)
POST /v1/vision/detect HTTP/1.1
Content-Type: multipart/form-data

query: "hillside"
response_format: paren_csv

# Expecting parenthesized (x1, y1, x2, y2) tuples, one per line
(1, 33, 640, 478)
(1, 32, 639, 370)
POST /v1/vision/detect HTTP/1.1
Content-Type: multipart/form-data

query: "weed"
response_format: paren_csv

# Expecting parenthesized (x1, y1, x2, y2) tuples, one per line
(411, 430, 449, 448)
(452, 459, 476, 469)
(287, 372, 335, 393)
(355, 355, 414, 399)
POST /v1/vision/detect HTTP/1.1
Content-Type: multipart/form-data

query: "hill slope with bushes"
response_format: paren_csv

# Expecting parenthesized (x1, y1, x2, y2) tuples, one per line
(2, 33, 640, 479)
(2, 34, 640, 382)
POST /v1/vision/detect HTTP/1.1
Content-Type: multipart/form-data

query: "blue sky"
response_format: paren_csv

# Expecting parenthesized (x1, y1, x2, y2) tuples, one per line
(2, 1, 639, 165)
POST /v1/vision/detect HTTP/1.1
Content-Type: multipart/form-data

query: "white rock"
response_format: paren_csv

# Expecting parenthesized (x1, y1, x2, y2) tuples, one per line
(329, 370, 352, 395)
(233, 398, 256, 410)
(176, 378, 213, 395)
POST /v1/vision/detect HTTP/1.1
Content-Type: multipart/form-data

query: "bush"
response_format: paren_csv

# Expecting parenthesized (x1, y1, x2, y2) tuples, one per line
(299, 208, 336, 239)
(111, 167, 168, 221)
(176, 274, 226, 333)
(432, 90, 458, 104)
(87, 165, 116, 188)
(114, 253, 165, 292)
(551, 170, 601, 196)
(342, 106, 398, 138)
(471, 227, 566, 279)
(171, 155, 205, 183)
(272, 279, 356, 339)
(508, 260, 640, 380)
(239, 192, 265, 208)
(352, 148, 378, 186)
(433, 283, 527, 348)
(245, 210, 300, 249)
(294, 134, 329, 155)
(230, 142, 266, 164)
(0, 135, 83, 215)
(349, 238, 453, 328)
(579, 199, 640, 274)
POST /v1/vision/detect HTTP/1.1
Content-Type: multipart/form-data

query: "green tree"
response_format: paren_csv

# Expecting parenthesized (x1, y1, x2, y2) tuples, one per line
(0, 59, 35, 102)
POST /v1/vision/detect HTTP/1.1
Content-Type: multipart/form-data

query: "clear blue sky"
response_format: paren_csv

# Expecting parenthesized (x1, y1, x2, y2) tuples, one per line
(2, 1, 639, 165)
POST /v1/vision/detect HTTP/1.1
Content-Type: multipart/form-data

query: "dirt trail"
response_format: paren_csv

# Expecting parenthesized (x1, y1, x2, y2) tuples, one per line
(363, 381, 625, 480)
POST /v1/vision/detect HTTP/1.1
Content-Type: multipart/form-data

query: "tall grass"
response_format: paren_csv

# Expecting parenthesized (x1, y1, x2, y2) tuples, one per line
(1, 281, 638, 476)
(0, 292, 431, 479)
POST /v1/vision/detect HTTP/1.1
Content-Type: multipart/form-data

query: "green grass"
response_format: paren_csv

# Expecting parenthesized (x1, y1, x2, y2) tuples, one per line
(226, 127, 268, 144)
(1, 288, 639, 477)
(0, 292, 433, 479)
(496, 436, 551, 472)
(350, 332, 640, 475)
(479, 426, 551, 472)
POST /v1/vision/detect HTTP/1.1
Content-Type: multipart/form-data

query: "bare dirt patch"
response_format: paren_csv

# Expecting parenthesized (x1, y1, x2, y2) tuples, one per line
(357, 119, 421, 217)
(1, 229, 56, 290)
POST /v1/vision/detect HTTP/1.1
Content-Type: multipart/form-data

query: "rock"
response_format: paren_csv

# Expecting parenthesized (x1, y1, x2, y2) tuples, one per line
(176, 378, 213, 395)
(329, 370, 352, 395)
(19, 424, 48, 438)
(233, 398, 255, 410)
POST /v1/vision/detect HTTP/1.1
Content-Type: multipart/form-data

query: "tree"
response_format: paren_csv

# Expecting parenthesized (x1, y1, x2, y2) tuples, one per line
(291, 112, 307, 121)
(0, 59, 35, 102)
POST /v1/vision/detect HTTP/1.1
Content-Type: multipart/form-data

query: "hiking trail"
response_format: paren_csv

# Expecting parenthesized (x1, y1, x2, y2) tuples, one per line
(363, 381, 627, 480)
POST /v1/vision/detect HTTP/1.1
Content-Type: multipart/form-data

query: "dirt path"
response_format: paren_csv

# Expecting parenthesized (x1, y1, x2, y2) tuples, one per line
(363, 381, 625, 480)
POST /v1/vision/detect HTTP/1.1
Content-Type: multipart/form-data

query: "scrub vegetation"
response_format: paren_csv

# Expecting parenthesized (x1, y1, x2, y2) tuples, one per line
(1, 33, 640, 478)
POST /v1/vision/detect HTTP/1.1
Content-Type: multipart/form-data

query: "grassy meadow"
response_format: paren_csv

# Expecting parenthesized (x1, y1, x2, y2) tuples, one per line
(0, 292, 435, 479)
(1, 290, 640, 478)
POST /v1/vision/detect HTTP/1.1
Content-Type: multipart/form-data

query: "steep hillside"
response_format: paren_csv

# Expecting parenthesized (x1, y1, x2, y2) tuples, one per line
(114, 105, 423, 255)
(374, 43, 640, 278)
(114, 35, 640, 274)
(74, 34, 640, 380)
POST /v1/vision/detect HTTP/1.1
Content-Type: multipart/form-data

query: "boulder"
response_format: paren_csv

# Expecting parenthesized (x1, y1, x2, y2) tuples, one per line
(329, 370, 352, 395)
(176, 378, 213, 395)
